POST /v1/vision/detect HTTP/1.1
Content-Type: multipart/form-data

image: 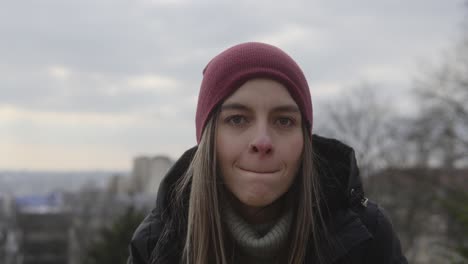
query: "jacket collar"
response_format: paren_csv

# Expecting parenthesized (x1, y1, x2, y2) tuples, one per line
(306, 135, 373, 262)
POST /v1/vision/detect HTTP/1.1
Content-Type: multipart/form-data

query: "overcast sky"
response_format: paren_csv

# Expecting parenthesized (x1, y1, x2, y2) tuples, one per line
(1, 0, 466, 171)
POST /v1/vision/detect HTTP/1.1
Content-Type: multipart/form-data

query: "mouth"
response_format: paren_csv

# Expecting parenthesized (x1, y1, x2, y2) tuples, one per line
(237, 166, 280, 174)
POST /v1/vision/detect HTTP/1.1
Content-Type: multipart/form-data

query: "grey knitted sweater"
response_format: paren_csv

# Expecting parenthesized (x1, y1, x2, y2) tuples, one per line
(223, 204, 293, 264)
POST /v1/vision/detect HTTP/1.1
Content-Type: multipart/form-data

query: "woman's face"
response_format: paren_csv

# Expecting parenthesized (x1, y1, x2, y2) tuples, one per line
(216, 78, 304, 217)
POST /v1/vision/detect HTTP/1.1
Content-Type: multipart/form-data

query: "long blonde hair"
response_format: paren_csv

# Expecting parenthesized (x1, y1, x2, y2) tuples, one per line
(175, 112, 327, 264)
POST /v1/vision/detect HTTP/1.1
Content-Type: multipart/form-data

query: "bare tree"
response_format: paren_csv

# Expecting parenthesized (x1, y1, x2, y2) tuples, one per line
(412, 39, 468, 169)
(397, 28, 468, 262)
(315, 82, 406, 177)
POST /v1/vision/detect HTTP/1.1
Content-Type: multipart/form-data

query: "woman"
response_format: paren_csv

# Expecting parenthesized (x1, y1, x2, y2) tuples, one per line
(128, 42, 407, 264)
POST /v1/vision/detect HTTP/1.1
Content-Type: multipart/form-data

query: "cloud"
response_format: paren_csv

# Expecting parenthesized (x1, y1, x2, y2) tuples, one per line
(0, 141, 134, 170)
(259, 24, 312, 48)
(0, 0, 464, 169)
(142, 0, 191, 7)
(47, 65, 72, 80)
(0, 105, 145, 126)
(0, 104, 197, 170)
(1, 66, 186, 113)
(126, 74, 180, 93)
(358, 64, 412, 84)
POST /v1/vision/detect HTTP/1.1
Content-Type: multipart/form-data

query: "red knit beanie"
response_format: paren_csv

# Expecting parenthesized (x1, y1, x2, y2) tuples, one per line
(195, 42, 313, 143)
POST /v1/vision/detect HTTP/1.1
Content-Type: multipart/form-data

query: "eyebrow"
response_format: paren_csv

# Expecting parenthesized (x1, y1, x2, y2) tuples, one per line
(272, 105, 300, 113)
(220, 103, 300, 113)
(220, 103, 249, 111)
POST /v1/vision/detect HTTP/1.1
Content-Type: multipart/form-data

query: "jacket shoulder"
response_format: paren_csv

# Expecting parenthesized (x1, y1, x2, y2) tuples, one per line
(332, 202, 408, 264)
(362, 203, 408, 264)
(128, 210, 164, 264)
(312, 134, 363, 211)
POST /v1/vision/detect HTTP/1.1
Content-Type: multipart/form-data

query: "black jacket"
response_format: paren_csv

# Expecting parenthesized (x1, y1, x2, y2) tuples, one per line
(128, 135, 408, 264)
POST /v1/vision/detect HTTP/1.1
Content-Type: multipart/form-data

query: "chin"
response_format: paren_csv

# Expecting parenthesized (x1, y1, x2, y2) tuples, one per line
(239, 191, 279, 208)
(242, 199, 272, 208)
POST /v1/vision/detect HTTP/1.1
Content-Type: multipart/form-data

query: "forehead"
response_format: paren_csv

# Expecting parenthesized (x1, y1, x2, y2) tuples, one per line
(223, 79, 297, 107)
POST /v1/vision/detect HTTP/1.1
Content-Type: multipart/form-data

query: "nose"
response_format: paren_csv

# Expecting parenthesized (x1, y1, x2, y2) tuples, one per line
(249, 127, 273, 155)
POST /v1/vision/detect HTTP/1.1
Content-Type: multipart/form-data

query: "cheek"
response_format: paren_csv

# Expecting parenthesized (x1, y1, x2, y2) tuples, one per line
(216, 131, 231, 164)
(282, 133, 304, 166)
(216, 129, 242, 173)
(293, 137, 304, 160)
(215, 125, 251, 161)
(276, 135, 303, 197)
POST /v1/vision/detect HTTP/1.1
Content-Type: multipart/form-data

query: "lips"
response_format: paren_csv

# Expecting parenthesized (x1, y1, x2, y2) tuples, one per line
(237, 166, 280, 174)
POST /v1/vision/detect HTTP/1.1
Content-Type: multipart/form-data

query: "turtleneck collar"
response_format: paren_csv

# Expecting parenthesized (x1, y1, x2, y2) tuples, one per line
(222, 202, 293, 262)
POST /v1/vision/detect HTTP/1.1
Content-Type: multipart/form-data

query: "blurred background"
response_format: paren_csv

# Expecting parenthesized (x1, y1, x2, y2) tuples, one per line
(0, 0, 467, 263)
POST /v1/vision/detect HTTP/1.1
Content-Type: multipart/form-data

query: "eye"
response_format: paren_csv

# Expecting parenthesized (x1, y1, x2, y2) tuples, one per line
(275, 117, 295, 128)
(225, 115, 248, 127)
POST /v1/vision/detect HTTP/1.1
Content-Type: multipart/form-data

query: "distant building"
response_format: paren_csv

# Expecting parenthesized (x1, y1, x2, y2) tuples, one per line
(0, 193, 14, 219)
(0, 192, 16, 264)
(130, 155, 173, 196)
(12, 193, 72, 264)
(16, 212, 71, 264)
(106, 173, 131, 196)
(0, 193, 7, 263)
